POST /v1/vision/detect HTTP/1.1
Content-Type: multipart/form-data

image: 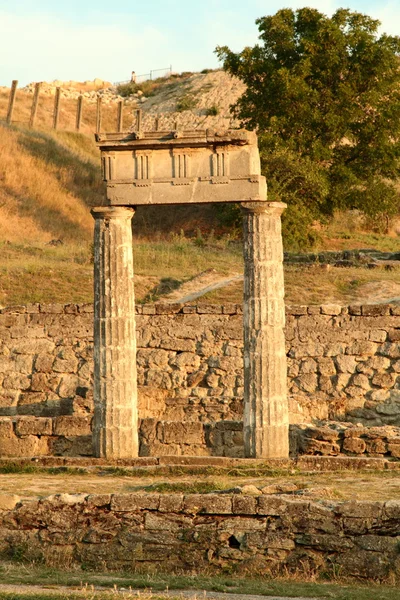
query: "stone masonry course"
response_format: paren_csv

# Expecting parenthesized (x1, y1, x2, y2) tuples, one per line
(1, 491, 400, 580)
(0, 303, 400, 457)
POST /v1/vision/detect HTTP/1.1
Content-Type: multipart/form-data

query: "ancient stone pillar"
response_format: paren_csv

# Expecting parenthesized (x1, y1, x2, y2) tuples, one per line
(91, 206, 138, 458)
(242, 201, 289, 458)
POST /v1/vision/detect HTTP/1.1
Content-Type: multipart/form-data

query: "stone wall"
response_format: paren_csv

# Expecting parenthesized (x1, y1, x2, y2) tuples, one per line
(1, 491, 400, 581)
(0, 302, 400, 457)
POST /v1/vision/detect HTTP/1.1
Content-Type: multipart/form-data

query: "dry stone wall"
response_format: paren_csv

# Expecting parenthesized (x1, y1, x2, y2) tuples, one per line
(1, 491, 400, 581)
(0, 302, 400, 457)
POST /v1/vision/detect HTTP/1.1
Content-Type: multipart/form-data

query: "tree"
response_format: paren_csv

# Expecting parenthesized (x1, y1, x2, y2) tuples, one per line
(216, 8, 400, 249)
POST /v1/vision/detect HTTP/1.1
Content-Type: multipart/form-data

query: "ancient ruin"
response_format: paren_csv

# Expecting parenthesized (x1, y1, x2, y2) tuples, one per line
(92, 128, 289, 459)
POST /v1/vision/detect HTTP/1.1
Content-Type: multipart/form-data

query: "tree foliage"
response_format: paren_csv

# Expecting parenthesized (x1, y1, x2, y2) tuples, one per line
(216, 8, 400, 248)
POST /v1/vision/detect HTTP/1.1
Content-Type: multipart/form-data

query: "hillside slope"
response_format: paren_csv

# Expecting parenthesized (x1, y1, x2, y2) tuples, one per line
(137, 70, 245, 130)
(0, 72, 400, 306)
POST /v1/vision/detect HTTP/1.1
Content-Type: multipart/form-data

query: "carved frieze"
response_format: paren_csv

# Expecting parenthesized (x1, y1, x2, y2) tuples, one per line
(97, 129, 266, 205)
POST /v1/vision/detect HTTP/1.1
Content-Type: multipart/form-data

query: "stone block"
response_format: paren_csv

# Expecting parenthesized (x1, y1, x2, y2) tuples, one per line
(3, 374, 30, 391)
(183, 494, 232, 514)
(369, 329, 388, 343)
(154, 304, 182, 315)
(49, 435, 93, 457)
(53, 416, 92, 436)
(232, 495, 257, 515)
(372, 372, 396, 388)
(142, 305, 156, 315)
(15, 417, 52, 436)
(387, 443, 400, 458)
(0, 426, 49, 457)
(111, 493, 160, 511)
(343, 437, 366, 454)
(296, 533, 354, 552)
(303, 438, 340, 456)
(138, 387, 167, 419)
(197, 305, 223, 314)
(161, 421, 204, 445)
(388, 329, 400, 342)
(39, 304, 64, 314)
(365, 438, 387, 454)
(320, 304, 341, 316)
(357, 534, 399, 552)
(159, 494, 184, 513)
(86, 494, 112, 507)
(346, 341, 377, 356)
(287, 305, 308, 316)
(257, 495, 288, 516)
(336, 501, 382, 519)
(0, 494, 20, 510)
(34, 354, 54, 373)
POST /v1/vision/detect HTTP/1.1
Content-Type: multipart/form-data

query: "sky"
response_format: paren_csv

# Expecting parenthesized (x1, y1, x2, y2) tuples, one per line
(1, 0, 400, 87)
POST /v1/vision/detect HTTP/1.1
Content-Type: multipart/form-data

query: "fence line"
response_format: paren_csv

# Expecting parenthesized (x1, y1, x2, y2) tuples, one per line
(1, 79, 147, 135)
(114, 65, 172, 86)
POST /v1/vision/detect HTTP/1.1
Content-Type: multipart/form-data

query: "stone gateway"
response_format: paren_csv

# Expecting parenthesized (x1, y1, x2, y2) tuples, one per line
(92, 128, 288, 459)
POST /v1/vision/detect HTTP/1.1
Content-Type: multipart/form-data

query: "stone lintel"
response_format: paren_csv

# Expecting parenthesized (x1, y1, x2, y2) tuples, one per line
(95, 128, 257, 150)
(97, 128, 266, 206)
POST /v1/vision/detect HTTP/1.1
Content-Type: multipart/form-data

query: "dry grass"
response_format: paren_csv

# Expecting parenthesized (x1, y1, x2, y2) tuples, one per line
(0, 88, 133, 134)
(0, 97, 400, 306)
(2, 563, 400, 600)
(0, 124, 101, 244)
(0, 466, 398, 501)
(198, 263, 400, 305)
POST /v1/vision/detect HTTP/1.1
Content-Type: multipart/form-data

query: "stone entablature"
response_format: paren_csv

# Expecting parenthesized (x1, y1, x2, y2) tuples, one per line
(97, 129, 266, 206)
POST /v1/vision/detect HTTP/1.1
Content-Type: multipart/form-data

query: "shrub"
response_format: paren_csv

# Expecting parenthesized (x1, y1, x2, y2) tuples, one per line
(116, 82, 138, 97)
(205, 105, 219, 116)
(176, 95, 197, 112)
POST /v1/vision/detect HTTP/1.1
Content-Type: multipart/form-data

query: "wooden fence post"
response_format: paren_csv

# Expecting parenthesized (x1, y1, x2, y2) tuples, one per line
(53, 87, 61, 130)
(29, 82, 41, 128)
(136, 108, 142, 132)
(96, 96, 102, 133)
(116, 100, 123, 132)
(76, 95, 83, 131)
(6, 80, 18, 125)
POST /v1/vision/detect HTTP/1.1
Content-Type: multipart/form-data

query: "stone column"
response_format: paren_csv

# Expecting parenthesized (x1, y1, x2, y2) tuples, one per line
(91, 206, 138, 458)
(242, 201, 289, 458)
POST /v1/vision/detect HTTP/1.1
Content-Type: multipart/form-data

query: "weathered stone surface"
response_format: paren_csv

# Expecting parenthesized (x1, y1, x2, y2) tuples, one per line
(111, 493, 160, 512)
(91, 207, 138, 459)
(1, 301, 400, 457)
(15, 416, 52, 436)
(97, 129, 266, 207)
(183, 494, 232, 514)
(242, 202, 288, 458)
(53, 416, 92, 436)
(0, 491, 400, 581)
(0, 494, 20, 510)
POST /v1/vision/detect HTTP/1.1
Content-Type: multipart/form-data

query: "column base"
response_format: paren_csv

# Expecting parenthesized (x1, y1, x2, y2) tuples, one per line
(245, 424, 290, 459)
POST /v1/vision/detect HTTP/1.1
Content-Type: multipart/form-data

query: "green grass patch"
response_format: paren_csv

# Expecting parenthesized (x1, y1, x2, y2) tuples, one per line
(1, 563, 400, 599)
(0, 463, 89, 476)
(143, 480, 230, 494)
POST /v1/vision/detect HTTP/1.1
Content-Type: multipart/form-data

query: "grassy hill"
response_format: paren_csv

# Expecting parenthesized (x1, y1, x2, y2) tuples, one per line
(1, 75, 400, 306)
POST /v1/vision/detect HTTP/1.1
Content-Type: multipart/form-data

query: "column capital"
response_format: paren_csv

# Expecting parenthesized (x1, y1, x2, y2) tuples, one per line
(241, 201, 287, 217)
(91, 206, 135, 221)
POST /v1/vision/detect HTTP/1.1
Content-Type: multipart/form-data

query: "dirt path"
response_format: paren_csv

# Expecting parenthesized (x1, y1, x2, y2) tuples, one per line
(160, 270, 400, 306)
(1, 470, 400, 502)
(0, 583, 319, 600)
(163, 270, 242, 304)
